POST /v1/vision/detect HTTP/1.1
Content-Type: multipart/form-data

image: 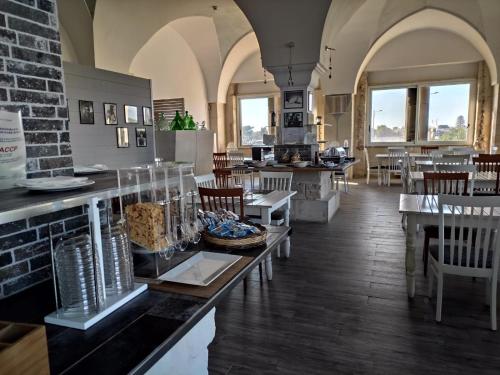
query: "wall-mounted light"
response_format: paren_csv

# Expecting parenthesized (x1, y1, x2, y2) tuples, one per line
(316, 116, 322, 125)
(324, 45, 335, 79)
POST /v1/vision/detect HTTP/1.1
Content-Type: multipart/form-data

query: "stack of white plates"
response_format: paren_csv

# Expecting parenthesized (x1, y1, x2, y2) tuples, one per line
(74, 164, 109, 175)
(16, 176, 95, 192)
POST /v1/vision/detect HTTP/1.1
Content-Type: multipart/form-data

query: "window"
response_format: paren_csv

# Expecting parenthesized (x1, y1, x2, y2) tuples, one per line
(420, 83, 471, 142)
(370, 87, 411, 143)
(368, 81, 473, 144)
(238, 97, 270, 146)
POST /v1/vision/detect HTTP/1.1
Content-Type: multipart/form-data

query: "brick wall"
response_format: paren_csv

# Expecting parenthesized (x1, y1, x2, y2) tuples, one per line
(0, 0, 72, 178)
(0, 0, 78, 298)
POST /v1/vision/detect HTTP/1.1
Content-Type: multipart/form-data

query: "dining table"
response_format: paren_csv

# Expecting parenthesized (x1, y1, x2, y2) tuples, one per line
(408, 171, 499, 193)
(399, 193, 500, 297)
(244, 190, 297, 279)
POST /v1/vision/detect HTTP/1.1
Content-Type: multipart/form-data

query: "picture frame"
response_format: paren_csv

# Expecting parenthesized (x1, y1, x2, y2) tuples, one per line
(135, 128, 147, 147)
(79, 100, 94, 124)
(142, 106, 153, 126)
(103, 103, 118, 125)
(124, 105, 138, 124)
(284, 90, 303, 109)
(116, 127, 129, 148)
(284, 112, 303, 128)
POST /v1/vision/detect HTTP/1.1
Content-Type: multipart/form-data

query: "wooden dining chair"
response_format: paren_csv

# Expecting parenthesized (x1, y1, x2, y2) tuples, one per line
(428, 194, 500, 330)
(213, 169, 232, 188)
(422, 171, 470, 276)
(421, 146, 439, 154)
(432, 154, 470, 166)
(213, 152, 228, 169)
(198, 187, 244, 217)
(194, 173, 217, 189)
(473, 154, 500, 195)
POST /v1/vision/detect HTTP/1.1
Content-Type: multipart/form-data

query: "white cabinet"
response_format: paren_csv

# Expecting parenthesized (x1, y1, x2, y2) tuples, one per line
(155, 131, 214, 175)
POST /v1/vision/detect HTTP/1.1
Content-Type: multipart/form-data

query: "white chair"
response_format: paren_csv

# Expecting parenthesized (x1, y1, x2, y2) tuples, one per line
(259, 171, 293, 258)
(194, 173, 217, 188)
(228, 151, 254, 190)
(364, 147, 381, 185)
(428, 194, 500, 330)
(432, 154, 470, 166)
(259, 171, 293, 192)
(385, 147, 405, 186)
(434, 164, 477, 192)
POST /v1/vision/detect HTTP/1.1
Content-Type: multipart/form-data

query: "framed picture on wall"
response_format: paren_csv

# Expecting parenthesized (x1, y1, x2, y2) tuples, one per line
(104, 103, 118, 125)
(124, 105, 138, 124)
(284, 112, 303, 127)
(135, 128, 147, 147)
(284, 90, 303, 109)
(79, 100, 94, 124)
(142, 106, 153, 126)
(116, 127, 129, 148)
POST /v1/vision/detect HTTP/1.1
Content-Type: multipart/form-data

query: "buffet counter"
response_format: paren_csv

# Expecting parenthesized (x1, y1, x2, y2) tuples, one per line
(0, 226, 289, 374)
(0, 171, 289, 374)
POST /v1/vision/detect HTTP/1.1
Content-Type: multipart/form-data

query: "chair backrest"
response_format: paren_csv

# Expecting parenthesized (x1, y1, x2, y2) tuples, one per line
(259, 171, 293, 192)
(387, 147, 405, 171)
(434, 164, 476, 193)
(198, 187, 244, 216)
(401, 153, 411, 193)
(423, 172, 469, 195)
(227, 151, 245, 166)
(438, 194, 500, 270)
(194, 173, 217, 189)
(432, 154, 470, 166)
(213, 169, 232, 188)
(213, 152, 228, 169)
(473, 154, 500, 195)
(421, 146, 439, 154)
(448, 146, 475, 154)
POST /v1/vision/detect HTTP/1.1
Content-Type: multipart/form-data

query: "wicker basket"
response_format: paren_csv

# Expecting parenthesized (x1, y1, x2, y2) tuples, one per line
(202, 223, 267, 249)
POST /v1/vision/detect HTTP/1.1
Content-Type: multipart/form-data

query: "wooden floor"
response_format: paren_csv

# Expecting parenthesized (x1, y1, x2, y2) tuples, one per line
(208, 180, 500, 375)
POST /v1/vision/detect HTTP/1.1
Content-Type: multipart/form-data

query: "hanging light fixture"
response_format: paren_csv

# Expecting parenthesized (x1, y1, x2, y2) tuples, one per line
(324, 45, 335, 79)
(286, 41, 295, 86)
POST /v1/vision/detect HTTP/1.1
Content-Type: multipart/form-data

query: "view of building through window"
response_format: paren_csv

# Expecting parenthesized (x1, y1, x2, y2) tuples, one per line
(239, 97, 269, 146)
(426, 83, 470, 141)
(369, 82, 471, 143)
(370, 88, 408, 143)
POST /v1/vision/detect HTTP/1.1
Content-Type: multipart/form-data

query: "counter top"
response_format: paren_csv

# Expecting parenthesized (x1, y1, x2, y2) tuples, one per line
(0, 172, 121, 225)
(0, 226, 289, 374)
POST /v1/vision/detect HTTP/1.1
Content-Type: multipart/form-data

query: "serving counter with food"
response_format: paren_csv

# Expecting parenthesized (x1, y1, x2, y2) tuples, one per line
(0, 162, 290, 374)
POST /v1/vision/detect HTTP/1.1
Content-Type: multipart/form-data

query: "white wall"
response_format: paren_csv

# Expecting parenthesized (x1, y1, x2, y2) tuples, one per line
(232, 52, 265, 83)
(367, 29, 482, 72)
(129, 24, 208, 124)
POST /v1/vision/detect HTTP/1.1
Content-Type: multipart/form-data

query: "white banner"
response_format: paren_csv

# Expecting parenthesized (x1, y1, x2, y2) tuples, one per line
(0, 110, 26, 190)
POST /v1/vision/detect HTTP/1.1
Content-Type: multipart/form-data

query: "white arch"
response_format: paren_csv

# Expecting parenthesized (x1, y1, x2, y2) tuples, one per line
(217, 32, 260, 103)
(353, 8, 498, 93)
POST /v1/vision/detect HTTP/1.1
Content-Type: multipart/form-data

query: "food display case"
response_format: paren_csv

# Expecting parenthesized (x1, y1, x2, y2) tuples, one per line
(38, 162, 196, 330)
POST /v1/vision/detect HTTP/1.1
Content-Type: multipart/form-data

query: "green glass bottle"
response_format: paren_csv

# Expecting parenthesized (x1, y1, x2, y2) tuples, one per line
(170, 110, 184, 131)
(182, 111, 190, 130)
(186, 115, 197, 130)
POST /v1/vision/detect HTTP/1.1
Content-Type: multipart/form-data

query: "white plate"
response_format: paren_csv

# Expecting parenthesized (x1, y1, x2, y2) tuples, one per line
(158, 251, 242, 286)
(16, 177, 95, 192)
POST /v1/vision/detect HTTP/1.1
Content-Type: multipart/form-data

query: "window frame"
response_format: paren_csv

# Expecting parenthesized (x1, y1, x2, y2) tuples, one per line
(236, 94, 274, 148)
(366, 79, 476, 147)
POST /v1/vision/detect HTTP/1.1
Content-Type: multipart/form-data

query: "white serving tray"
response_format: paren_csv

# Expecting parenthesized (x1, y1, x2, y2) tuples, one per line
(158, 252, 242, 286)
